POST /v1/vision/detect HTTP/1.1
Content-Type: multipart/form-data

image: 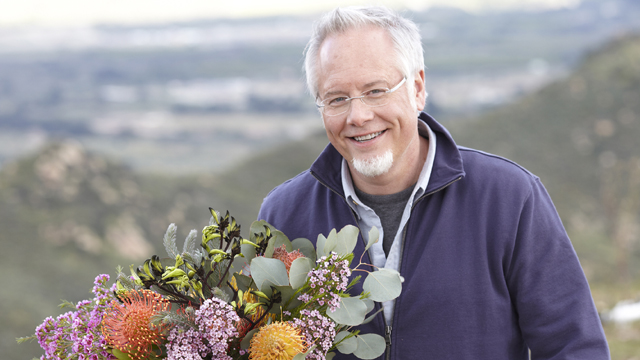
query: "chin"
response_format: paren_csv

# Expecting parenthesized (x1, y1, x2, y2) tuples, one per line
(351, 150, 394, 178)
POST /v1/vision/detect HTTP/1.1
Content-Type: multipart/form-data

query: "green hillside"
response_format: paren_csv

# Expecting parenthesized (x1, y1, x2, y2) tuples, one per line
(0, 142, 225, 358)
(448, 34, 640, 284)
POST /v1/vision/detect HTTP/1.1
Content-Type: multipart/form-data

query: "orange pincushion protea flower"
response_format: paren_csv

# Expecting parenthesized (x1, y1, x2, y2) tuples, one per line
(102, 289, 171, 360)
(249, 322, 307, 360)
(272, 245, 306, 274)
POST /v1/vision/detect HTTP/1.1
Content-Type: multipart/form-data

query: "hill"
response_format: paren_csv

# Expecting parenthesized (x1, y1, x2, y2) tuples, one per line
(0, 142, 227, 358)
(448, 34, 640, 282)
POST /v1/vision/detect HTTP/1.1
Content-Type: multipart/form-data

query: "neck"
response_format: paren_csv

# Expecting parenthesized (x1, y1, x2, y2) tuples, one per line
(349, 134, 428, 195)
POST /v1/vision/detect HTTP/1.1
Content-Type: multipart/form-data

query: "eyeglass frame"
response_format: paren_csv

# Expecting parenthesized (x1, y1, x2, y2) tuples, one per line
(315, 77, 407, 117)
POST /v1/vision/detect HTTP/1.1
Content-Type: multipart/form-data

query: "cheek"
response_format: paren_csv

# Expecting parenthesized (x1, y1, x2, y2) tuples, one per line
(323, 118, 343, 137)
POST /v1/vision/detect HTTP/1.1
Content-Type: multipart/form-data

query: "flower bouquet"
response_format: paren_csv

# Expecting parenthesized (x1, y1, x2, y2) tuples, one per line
(20, 208, 403, 360)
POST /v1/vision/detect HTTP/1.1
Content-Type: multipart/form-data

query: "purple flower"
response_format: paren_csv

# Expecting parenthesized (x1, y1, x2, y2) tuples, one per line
(292, 309, 336, 360)
(298, 252, 351, 312)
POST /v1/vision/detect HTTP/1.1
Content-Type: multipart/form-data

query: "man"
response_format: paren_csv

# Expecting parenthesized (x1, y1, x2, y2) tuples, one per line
(258, 6, 609, 360)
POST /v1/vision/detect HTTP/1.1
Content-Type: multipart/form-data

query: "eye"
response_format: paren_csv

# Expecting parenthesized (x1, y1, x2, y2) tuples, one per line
(327, 96, 348, 106)
(364, 88, 387, 98)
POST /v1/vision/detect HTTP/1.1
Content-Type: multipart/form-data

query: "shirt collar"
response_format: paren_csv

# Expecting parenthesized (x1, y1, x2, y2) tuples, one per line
(341, 118, 437, 216)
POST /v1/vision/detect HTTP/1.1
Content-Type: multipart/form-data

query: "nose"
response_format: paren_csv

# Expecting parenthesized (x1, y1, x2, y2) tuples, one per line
(346, 98, 374, 127)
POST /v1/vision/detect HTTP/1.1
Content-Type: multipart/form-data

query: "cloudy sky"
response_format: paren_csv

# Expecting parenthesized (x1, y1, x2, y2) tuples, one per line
(0, 0, 582, 26)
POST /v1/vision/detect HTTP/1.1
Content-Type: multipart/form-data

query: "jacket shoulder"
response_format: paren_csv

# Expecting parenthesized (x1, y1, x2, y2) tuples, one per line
(262, 169, 316, 202)
(258, 169, 320, 221)
(457, 146, 541, 198)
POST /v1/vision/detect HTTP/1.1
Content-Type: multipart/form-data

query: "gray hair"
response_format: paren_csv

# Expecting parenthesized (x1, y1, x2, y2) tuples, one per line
(303, 6, 424, 98)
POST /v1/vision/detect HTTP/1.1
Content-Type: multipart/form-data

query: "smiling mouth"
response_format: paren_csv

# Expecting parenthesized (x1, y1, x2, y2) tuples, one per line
(353, 130, 384, 142)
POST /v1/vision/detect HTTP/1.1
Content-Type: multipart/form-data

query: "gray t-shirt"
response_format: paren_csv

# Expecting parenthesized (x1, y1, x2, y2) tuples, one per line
(354, 184, 416, 257)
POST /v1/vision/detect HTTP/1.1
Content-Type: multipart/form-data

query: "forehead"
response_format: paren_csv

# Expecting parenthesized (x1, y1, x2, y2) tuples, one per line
(316, 26, 399, 95)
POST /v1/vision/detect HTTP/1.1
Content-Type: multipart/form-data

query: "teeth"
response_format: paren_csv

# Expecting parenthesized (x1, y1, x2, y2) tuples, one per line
(354, 131, 383, 142)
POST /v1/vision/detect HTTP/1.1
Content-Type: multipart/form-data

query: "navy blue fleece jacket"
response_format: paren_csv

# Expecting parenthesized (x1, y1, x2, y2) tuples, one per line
(258, 113, 609, 359)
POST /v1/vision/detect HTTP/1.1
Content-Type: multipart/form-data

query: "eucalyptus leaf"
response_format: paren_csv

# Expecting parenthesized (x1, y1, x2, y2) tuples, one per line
(365, 226, 379, 252)
(240, 328, 259, 349)
(327, 297, 367, 326)
(231, 254, 249, 278)
(249, 220, 270, 240)
(232, 273, 253, 293)
(268, 285, 297, 314)
(326, 352, 336, 360)
(334, 225, 359, 256)
(265, 230, 292, 258)
(354, 333, 386, 359)
(294, 345, 317, 360)
(362, 298, 375, 314)
(316, 234, 327, 259)
(289, 257, 314, 289)
(250, 257, 289, 292)
(362, 307, 384, 324)
(241, 243, 257, 264)
(291, 238, 316, 263)
(323, 228, 338, 255)
(335, 331, 358, 354)
(362, 268, 402, 302)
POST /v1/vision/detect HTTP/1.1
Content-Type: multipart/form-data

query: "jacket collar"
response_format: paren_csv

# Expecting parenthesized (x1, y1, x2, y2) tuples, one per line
(309, 112, 465, 197)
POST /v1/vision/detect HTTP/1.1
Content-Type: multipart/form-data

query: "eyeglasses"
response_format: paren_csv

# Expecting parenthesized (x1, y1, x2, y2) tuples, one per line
(316, 77, 407, 117)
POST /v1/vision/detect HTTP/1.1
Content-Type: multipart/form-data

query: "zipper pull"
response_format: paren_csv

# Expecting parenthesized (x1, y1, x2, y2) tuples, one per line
(385, 325, 392, 347)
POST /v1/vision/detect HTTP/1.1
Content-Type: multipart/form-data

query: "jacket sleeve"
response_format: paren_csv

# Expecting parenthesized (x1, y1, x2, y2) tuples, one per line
(506, 178, 610, 359)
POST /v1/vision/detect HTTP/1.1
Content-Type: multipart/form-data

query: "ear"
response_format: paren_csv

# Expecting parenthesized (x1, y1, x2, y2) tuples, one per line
(413, 69, 427, 111)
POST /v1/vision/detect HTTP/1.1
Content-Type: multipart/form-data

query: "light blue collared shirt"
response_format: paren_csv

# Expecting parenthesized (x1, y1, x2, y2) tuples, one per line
(341, 119, 437, 324)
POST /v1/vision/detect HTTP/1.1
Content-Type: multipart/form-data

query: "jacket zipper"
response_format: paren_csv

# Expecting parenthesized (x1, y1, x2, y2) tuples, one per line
(312, 171, 462, 360)
(386, 176, 462, 360)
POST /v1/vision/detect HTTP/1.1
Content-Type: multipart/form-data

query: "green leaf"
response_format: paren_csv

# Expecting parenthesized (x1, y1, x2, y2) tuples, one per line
(249, 220, 270, 238)
(335, 331, 358, 354)
(291, 237, 316, 263)
(353, 333, 386, 359)
(240, 328, 259, 349)
(362, 298, 375, 314)
(265, 230, 291, 258)
(326, 352, 336, 360)
(231, 252, 249, 277)
(323, 229, 338, 255)
(110, 348, 134, 360)
(250, 257, 289, 292)
(241, 243, 257, 263)
(333, 225, 360, 256)
(362, 268, 402, 302)
(293, 345, 317, 360)
(365, 226, 379, 252)
(327, 297, 367, 326)
(269, 285, 297, 313)
(233, 273, 253, 293)
(362, 308, 383, 324)
(289, 257, 314, 289)
(316, 234, 327, 259)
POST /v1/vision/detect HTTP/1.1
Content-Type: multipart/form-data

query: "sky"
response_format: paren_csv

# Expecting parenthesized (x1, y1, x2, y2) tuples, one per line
(0, 0, 582, 27)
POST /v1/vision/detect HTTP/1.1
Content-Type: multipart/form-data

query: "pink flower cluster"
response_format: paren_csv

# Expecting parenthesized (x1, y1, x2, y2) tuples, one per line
(298, 252, 351, 312)
(166, 297, 240, 360)
(35, 274, 116, 360)
(292, 309, 336, 360)
(166, 327, 208, 360)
